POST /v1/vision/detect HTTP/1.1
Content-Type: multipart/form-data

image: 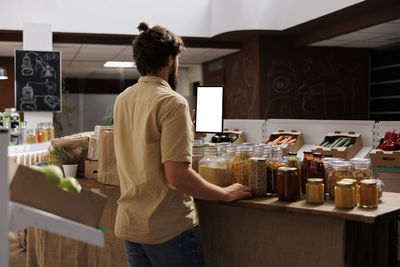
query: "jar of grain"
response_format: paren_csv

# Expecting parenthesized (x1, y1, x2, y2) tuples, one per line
(350, 158, 371, 182)
(229, 146, 251, 186)
(199, 147, 228, 187)
(266, 146, 284, 195)
(328, 161, 354, 200)
(248, 157, 267, 196)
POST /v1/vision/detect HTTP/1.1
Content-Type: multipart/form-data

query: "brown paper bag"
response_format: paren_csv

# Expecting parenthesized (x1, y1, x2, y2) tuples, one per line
(97, 128, 120, 185)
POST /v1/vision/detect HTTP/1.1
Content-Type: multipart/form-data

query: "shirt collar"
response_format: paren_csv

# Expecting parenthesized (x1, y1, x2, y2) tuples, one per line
(138, 76, 171, 89)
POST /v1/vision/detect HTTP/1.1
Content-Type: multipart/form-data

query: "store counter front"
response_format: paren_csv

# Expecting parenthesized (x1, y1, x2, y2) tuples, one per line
(196, 193, 400, 267)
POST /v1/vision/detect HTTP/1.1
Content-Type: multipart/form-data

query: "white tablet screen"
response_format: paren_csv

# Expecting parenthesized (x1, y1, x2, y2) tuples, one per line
(195, 86, 224, 133)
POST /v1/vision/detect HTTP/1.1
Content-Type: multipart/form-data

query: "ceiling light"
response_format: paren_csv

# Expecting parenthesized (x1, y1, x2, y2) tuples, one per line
(0, 67, 7, 80)
(104, 61, 135, 68)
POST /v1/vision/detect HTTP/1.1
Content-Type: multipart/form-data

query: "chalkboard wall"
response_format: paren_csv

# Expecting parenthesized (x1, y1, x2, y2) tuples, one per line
(15, 50, 61, 112)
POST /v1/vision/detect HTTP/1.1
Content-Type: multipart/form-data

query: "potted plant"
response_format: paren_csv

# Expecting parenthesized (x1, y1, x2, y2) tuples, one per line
(53, 144, 81, 177)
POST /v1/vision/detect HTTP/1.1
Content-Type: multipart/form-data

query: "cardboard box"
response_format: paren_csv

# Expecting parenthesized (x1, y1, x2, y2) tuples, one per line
(312, 131, 362, 160)
(370, 149, 400, 168)
(85, 160, 98, 179)
(10, 165, 107, 227)
(266, 130, 304, 156)
(223, 129, 246, 145)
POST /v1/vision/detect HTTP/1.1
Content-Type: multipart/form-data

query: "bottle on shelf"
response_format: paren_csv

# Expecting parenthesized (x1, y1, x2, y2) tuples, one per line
(19, 121, 27, 145)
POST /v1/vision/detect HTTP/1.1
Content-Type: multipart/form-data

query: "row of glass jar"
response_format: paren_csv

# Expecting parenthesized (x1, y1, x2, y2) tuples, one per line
(6, 121, 54, 145)
(0, 108, 20, 129)
(193, 139, 382, 204)
(306, 177, 380, 209)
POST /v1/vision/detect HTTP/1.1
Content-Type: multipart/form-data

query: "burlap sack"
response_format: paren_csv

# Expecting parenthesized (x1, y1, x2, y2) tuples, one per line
(97, 128, 119, 186)
(26, 189, 127, 267)
(50, 132, 92, 178)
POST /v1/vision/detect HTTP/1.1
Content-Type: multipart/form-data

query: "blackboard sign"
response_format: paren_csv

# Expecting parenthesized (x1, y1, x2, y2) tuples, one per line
(15, 50, 61, 111)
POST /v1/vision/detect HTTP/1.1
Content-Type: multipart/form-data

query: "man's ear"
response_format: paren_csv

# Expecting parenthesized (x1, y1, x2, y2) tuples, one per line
(168, 55, 174, 67)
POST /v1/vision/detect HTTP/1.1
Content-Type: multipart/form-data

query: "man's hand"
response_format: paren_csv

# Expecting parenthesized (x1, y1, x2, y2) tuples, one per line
(191, 109, 207, 139)
(223, 183, 252, 202)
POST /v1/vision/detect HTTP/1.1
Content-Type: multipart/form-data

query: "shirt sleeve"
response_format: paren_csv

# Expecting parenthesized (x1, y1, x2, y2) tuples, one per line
(160, 99, 193, 164)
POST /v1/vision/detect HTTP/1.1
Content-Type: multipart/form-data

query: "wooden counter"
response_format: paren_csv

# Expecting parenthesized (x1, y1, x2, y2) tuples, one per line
(199, 192, 400, 224)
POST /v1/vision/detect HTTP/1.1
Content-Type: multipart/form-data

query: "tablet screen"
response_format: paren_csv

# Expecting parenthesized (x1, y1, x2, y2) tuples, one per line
(195, 86, 224, 133)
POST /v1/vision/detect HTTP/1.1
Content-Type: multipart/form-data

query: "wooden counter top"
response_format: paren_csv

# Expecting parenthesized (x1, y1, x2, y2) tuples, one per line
(197, 192, 400, 224)
(77, 177, 400, 223)
(77, 177, 120, 192)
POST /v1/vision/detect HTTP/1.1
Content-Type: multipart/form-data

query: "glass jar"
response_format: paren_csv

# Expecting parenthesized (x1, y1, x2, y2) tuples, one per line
(301, 151, 313, 195)
(9, 108, 20, 129)
(341, 178, 359, 205)
(322, 158, 344, 194)
(229, 146, 250, 185)
(277, 167, 300, 201)
(359, 179, 379, 208)
(369, 179, 384, 202)
(309, 153, 326, 192)
(267, 146, 284, 195)
(328, 161, 354, 199)
(198, 147, 228, 187)
(37, 127, 44, 143)
(192, 138, 205, 173)
(306, 178, 324, 204)
(248, 157, 267, 197)
(48, 122, 55, 140)
(335, 180, 356, 209)
(3, 108, 12, 126)
(9, 126, 20, 145)
(18, 121, 26, 144)
(25, 129, 38, 144)
(253, 145, 265, 157)
(216, 143, 228, 157)
(0, 112, 3, 127)
(350, 158, 371, 182)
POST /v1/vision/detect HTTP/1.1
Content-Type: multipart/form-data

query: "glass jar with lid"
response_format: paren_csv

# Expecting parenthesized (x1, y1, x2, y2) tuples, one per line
(266, 146, 284, 195)
(359, 179, 379, 208)
(309, 153, 326, 192)
(8, 108, 20, 129)
(3, 108, 12, 126)
(215, 143, 228, 157)
(36, 126, 44, 143)
(341, 178, 359, 205)
(350, 158, 371, 182)
(335, 180, 356, 209)
(369, 179, 384, 202)
(301, 151, 313, 195)
(322, 158, 344, 194)
(248, 157, 267, 196)
(277, 167, 300, 201)
(25, 128, 38, 144)
(0, 112, 3, 127)
(192, 138, 205, 173)
(306, 178, 324, 204)
(229, 146, 251, 186)
(328, 161, 354, 199)
(198, 147, 228, 187)
(253, 145, 265, 158)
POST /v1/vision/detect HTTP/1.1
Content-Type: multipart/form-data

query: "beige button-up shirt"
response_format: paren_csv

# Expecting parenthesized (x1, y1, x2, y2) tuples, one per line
(113, 76, 198, 244)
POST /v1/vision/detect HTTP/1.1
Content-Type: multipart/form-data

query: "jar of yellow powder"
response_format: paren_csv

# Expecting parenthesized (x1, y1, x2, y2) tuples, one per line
(199, 147, 228, 187)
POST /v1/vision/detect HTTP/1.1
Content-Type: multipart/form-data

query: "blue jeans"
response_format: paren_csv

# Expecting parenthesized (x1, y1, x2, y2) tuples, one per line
(124, 226, 204, 267)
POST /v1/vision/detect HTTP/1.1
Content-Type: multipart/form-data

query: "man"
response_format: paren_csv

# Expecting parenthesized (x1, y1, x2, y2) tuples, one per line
(114, 22, 251, 267)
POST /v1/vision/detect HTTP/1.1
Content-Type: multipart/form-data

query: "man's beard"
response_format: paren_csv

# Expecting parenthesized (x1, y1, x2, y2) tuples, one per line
(168, 72, 177, 91)
(168, 60, 178, 91)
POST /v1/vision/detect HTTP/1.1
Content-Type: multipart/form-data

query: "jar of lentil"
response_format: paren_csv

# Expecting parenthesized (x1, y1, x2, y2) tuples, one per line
(350, 158, 371, 182)
(198, 147, 228, 187)
(266, 146, 284, 195)
(328, 161, 354, 200)
(248, 157, 267, 197)
(335, 180, 356, 209)
(359, 179, 379, 208)
(192, 138, 205, 173)
(306, 178, 324, 204)
(229, 146, 250, 185)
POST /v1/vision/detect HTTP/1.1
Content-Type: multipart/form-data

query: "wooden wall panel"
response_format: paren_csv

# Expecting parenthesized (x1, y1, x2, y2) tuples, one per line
(0, 57, 15, 111)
